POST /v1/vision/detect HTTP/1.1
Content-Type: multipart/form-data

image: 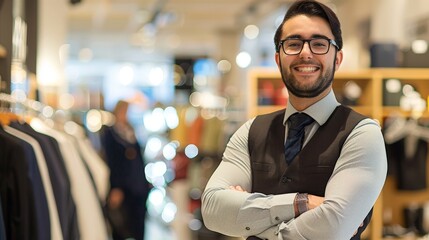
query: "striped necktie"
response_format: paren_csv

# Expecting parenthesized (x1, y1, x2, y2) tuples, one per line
(284, 112, 314, 164)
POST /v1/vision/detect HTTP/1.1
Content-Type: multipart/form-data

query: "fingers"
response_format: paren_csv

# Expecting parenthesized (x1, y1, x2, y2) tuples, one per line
(229, 185, 247, 192)
(353, 222, 364, 236)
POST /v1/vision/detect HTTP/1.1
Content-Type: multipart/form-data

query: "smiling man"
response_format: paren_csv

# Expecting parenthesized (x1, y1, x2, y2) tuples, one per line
(201, 0, 387, 239)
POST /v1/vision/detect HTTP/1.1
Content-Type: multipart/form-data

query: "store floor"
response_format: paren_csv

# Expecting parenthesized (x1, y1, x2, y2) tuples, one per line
(145, 216, 176, 240)
(143, 180, 241, 240)
(145, 217, 241, 240)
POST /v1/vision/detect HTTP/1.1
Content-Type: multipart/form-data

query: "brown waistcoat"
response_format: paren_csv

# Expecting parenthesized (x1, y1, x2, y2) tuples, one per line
(247, 105, 371, 240)
(248, 105, 366, 195)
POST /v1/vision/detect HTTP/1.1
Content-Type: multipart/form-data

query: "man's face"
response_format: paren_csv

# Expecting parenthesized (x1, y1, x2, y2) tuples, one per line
(275, 15, 343, 98)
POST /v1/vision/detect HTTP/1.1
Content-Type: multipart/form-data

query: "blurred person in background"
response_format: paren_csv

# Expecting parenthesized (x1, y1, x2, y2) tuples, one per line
(101, 100, 150, 240)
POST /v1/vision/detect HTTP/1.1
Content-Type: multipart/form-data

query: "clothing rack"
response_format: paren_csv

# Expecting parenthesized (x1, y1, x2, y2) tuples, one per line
(0, 92, 55, 122)
(0, 94, 111, 240)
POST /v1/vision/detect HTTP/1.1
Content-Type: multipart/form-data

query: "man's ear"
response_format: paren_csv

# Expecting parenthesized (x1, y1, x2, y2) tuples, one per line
(275, 52, 281, 70)
(335, 50, 343, 71)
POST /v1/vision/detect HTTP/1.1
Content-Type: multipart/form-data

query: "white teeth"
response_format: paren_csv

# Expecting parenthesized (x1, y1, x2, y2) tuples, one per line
(297, 67, 317, 72)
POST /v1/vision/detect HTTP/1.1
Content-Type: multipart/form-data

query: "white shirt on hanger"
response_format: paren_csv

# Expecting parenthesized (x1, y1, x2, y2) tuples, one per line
(64, 121, 110, 203)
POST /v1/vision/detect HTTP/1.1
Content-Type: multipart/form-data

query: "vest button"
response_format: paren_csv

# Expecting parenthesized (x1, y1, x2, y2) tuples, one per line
(245, 227, 250, 230)
(281, 176, 292, 183)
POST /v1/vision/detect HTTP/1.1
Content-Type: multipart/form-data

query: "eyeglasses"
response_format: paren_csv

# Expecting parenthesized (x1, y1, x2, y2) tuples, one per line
(278, 38, 339, 55)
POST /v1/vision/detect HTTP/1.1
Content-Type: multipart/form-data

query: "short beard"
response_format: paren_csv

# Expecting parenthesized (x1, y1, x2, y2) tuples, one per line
(279, 57, 336, 98)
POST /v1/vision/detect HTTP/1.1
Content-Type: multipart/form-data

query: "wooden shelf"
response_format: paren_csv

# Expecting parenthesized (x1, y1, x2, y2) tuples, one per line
(247, 67, 429, 240)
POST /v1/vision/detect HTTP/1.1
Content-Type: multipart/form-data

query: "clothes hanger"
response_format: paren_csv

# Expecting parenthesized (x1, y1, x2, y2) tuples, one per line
(384, 110, 429, 159)
(0, 92, 46, 125)
(0, 112, 20, 125)
(384, 112, 429, 144)
(0, 93, 21, 125)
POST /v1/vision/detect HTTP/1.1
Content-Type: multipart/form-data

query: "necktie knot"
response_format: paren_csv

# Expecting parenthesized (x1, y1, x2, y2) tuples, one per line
(284, 113, 314, 164)
(288, 113, 314, 132)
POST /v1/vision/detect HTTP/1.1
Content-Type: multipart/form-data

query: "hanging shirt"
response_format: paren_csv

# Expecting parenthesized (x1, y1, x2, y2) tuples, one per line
(0, 127, 38, 240)
(9, 121, 80, 240)
(30, 118, 108, 240)
(4, 126, 63, 240)
(66, 122, 110, 202)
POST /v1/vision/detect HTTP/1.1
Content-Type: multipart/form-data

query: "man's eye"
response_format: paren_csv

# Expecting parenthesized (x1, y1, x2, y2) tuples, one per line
(287, 42, 301, 48)
(313, 43, 326, 47)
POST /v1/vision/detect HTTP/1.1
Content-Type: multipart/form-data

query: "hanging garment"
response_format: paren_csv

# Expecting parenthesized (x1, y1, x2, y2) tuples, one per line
(386, 137, 427, 190)
(4, 125, 63, 240)
(30, 118, 108, 240)
(0, 126, 49, 240)
(66, 122, 110, 202)
(384, 116, 429, 190)
(9, 121, 80, 240)
(0, 197, 6, 240)
(0, 126, 38, 240)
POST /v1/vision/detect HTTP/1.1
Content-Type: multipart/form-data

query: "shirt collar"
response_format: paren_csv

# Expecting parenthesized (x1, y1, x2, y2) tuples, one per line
(283, 90, 340, 126)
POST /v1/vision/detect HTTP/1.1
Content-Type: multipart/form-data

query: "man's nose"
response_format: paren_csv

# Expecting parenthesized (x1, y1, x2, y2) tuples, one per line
(299, 42, 313, 59)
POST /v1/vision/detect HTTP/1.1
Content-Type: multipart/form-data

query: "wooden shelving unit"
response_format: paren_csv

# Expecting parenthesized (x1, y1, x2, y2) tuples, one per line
(247, 67, 429, 240)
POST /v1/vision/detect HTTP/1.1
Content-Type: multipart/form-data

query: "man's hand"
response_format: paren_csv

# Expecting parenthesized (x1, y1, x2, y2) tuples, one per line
(353, 222, 364, 236)
(229, 188, 364, 237)
(229, 185, 248, 192)
(308, 194, 324, 210)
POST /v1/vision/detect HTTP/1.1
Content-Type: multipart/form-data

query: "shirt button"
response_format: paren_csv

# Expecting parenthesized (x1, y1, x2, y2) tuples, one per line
(275, 216, 280, 221)
(246, 227, 250, 230)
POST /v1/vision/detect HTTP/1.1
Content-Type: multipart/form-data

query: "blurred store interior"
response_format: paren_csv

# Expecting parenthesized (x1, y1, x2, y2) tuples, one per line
(2, 0, 429, 239)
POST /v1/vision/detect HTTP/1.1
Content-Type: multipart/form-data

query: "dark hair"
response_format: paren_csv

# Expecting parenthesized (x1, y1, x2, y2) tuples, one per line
(274, 0, 342, 52)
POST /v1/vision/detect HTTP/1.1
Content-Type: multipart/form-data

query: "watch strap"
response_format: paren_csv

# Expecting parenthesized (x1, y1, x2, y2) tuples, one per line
(295, 193, 309, 216)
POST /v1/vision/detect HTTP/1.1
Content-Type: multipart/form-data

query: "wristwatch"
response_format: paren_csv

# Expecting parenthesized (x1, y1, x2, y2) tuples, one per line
(295, 193, 309, 216)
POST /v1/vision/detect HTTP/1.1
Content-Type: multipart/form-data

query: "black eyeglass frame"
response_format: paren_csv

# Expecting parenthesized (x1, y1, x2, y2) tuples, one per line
(278, 37, 339, 55)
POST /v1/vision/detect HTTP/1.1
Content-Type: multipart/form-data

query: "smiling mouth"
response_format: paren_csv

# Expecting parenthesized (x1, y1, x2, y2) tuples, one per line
(294, 66, 320, 73)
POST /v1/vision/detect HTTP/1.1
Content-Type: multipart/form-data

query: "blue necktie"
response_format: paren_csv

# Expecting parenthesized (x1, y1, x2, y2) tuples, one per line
(284, 113, 314, 164)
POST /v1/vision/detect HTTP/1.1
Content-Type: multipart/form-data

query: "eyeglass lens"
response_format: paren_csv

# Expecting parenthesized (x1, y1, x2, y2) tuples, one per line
(282, 39, 330, 55)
